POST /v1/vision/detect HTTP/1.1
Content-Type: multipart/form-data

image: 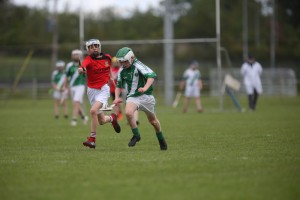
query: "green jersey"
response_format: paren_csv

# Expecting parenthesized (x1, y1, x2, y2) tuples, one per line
(65, 62, 86, 87)
(116, 59, 156, 98)
(51, 69, 65, 89)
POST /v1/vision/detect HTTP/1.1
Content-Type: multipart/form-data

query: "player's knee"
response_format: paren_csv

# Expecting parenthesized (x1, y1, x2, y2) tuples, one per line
(125, 110, 134, 118)
(90, 108, 98, 116)
(149, 119, 159, 127)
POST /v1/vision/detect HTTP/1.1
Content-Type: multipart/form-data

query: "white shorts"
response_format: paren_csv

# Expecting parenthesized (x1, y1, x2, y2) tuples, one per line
(70, 85, 85, 103)
(53, 90, 68, 100)
(127, 94, 156, 114)
(185, 86, 200, 97)
(87, 84, 110, 106)
(184, 87, 200, 97)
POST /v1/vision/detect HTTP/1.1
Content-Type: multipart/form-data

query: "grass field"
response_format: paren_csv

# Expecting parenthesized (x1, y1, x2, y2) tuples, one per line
(0, 96, 299, 200)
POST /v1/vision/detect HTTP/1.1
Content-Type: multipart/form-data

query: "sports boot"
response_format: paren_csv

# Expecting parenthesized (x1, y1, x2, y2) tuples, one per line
(83, 137, 96, 149)
(159, 139, 168, 150)
(128, 135, 141, 147)
(111, 113, 121, 133)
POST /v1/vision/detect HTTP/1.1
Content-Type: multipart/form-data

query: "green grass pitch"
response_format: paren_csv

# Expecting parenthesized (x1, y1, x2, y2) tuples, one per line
(0, 96, 299, 200)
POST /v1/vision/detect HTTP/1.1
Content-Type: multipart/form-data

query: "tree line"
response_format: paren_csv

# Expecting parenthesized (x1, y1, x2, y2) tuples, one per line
(0, 0, 299, 65)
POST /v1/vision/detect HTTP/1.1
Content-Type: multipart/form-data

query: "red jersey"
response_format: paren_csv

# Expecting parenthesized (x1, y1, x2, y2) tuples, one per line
(82, 53, 111, 89)
(109, 67, 120, 93)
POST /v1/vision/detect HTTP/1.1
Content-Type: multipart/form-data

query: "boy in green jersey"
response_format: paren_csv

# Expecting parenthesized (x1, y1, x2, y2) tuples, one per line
(65, 49, 88, 126)
(113, 47, 167, 150)
(51, 60, 68, 119)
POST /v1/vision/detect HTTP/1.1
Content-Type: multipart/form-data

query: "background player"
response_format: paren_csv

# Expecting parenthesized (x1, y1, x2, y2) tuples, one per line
(179, 60, 203, 113)
(113, 47, 167, 150)
(78, 39, 120, 149)
(51, 60, 68, 119)
(65, 49, 88, 126)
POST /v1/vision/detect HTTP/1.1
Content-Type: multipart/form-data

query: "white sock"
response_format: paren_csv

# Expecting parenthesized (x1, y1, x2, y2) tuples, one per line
(90, 132, 96, 138)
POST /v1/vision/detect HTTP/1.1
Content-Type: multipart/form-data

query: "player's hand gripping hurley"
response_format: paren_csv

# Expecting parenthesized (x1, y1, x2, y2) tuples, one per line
(99, 100, 123, 111)
(78, 60, 86, 73)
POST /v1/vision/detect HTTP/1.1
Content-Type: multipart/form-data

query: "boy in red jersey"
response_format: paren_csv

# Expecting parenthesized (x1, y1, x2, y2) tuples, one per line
(78, 39, 121, 149)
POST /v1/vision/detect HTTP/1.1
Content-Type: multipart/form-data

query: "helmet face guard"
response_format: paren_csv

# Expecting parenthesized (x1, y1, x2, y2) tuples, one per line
(85, 39, 101, 51)
(116, 47, 135, 65)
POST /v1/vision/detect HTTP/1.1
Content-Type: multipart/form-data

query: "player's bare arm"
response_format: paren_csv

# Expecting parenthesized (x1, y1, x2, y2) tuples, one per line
(198, 80, 203, 90)
(138, 77, 154, 93)
(63, 76, 68, 91)
(109, 68, 115, 87)
(113, 87, 122, 104)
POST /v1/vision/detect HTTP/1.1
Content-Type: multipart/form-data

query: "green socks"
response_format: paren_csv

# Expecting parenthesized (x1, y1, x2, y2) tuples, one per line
(132, 128, 140, 137)
(132, 128, 164, 141)
(156, 132, 164, 141)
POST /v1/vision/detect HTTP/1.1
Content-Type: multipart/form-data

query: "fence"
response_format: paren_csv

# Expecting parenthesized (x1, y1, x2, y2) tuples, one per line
(0, 44, 298, 100)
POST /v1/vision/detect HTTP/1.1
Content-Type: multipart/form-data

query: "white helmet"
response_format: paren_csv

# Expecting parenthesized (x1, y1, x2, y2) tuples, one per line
(115, 47, 135, 64)
(85, 39, 101, 51)
(56, 60, 65, 68)
(71, 49, 82, 56)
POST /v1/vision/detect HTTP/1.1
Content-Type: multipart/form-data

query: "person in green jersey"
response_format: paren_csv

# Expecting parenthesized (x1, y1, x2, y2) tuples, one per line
(51, 60, 68, 119)
(64, 49, 88, 126)
(113, 47, 167, 150)
(179, 60, 203, 113)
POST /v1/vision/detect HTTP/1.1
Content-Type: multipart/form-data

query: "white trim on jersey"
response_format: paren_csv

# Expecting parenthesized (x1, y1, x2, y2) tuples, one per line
(128, 67, 139, 96)
(116, 67, 124, 88)
(56, 74, 66, 90)
(183, 69, 200, 88)
(135, 60, 154, 75)
(65, 62, 80, 87)
(69, 70, 79, 86)
(65, 62, 73, 72)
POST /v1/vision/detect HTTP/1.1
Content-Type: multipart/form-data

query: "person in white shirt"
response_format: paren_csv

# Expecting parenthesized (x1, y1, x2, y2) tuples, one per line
(240, 54, 263, 111)
(179, 60, 203, 113)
